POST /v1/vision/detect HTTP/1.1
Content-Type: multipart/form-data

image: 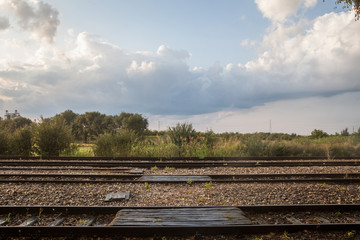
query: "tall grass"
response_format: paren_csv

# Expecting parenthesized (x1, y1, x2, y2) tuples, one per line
(62, 133, 360, 157)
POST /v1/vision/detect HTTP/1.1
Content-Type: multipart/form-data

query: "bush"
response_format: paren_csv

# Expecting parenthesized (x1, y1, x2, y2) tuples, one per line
(34, 117, 73, 157)
(310, 129, 328, 139)
(8, 128, 32, 156)
(94, 129, 136, 156)
(0, 131, 9, 155)
(130, 137, 179, 157)
(168, 122, 197, 156)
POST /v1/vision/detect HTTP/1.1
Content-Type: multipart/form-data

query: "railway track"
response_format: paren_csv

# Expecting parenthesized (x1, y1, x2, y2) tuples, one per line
(1, 159, 360, 168)
(1, 156, 358, 161)
(1, 173, 360, 183)
(0, 205, 359, 238)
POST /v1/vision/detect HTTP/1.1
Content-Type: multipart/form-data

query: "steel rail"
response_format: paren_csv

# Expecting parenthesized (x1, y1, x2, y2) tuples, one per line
(1, 156, 359, 161)
(0, 205, 359, 238)
(0, 160, 359, 168)
(1, 173, 360, 183)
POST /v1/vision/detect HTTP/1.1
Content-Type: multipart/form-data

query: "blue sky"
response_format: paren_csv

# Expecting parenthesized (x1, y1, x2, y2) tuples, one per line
(0, 0, 359, 135)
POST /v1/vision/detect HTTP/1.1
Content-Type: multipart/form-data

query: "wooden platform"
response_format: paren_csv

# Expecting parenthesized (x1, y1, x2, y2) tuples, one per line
(109, 207, 252, 226)
(138, 175, 212, 182)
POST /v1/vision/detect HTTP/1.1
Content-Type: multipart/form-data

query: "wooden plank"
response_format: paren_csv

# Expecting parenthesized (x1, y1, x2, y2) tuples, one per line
(77, 216, 95, 226)
(19, 216, 38, 226)
(129, 169, 144, 174)
(48, 217, 66, 226)
(139, 175, 212, 182)
(314, 216, 331, 224)
(286, 217, 303, 225)
(110, 207, 252, 226)
(0, 217, 7, 226)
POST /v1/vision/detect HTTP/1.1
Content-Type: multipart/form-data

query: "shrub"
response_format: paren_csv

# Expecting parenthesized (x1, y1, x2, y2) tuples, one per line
(8, 128, 32, 156)
(168, 122, 197, 155)
(0, 131, 9, 155)
(130, 137, 179, 157)
(34, 117, 73, 157)
(310, 129, 328, 139)
(94, 129, 136, 156)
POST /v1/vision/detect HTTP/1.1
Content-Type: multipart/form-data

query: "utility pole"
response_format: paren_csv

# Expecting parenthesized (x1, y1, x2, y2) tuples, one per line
(269, 120, 272, 134)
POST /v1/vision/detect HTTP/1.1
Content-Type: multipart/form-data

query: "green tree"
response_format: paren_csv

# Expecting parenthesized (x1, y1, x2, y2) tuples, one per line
(0, 131, 9, 155)
(57, 109, 78, 125)
(118, 112, 148, 136)
(335, 0, 360, 19)
(0, 117, 32, 134)
(72, 112, 108, 142)
(310, 129, 329, 139)
(341, 128, 350, 136)
(34, 117, 73, 157)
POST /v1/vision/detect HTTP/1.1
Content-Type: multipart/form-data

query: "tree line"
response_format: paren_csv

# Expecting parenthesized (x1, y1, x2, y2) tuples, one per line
(0, 109, 359, 157)
(0, 110, 148, 156)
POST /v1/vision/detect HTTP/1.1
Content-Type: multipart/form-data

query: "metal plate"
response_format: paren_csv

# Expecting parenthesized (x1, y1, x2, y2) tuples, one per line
(105, 192, 130, 202)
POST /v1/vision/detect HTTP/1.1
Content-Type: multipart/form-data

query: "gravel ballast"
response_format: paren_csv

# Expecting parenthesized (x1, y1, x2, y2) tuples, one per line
(1, 164, 360, 239)
(1, 182, 359, 206)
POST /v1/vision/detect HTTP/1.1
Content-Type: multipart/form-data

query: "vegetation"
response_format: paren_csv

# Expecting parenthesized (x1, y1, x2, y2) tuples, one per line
(34, 117, 73, 157)
(0, 110, 360, 158)
(334, 0, 360, 19)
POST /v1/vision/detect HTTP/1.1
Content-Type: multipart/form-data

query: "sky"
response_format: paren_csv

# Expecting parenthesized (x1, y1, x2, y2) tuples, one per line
(0, 0, 359, 135)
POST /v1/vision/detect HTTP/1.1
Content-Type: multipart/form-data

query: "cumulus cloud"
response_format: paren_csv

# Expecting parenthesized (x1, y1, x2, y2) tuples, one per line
(2, 0, 60, 43)
(0, 2, 359, 120)
(255, 0, 317, 22)
(0, 16, 10, 30)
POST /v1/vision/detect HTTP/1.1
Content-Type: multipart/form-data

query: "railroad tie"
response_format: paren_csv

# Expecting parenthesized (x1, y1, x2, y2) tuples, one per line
(19, 216, 38, 226)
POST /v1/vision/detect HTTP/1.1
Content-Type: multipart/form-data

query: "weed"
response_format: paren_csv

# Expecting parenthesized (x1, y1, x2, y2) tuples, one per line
(305, 211, 311, 215)
(6, 213, 11, 223)
(205, 181, 213, 190)
(339, 187, 345, 190)
(85, 183, 91, 188)
(198, 197, 204, 202)
(38, 207, 43, 220)
(187, 178, 193, 185)
(255, 162, 261, 166)
(253, 238, 263, 240)
(145, 182, 151, 192)
(164, 166, 175, 171)
(282, 231, 290, 240)
(322, 182, 327, 186)
(347, 231, 356, 238)
(224, 214, 233, 219)
(335, 211, 342, 216)
(151, 166, 159, 171)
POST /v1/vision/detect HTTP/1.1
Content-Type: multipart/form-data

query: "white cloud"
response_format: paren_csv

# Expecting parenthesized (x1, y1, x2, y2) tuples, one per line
(245, 11, 360, 94)
(0, 16, 10, 30)
(0, 0, 359, 135)
(255, 0, 317, 22)
(240, 39, 257, 47)
(2, 0, 60, 43)
(160, 92, 360, 135)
